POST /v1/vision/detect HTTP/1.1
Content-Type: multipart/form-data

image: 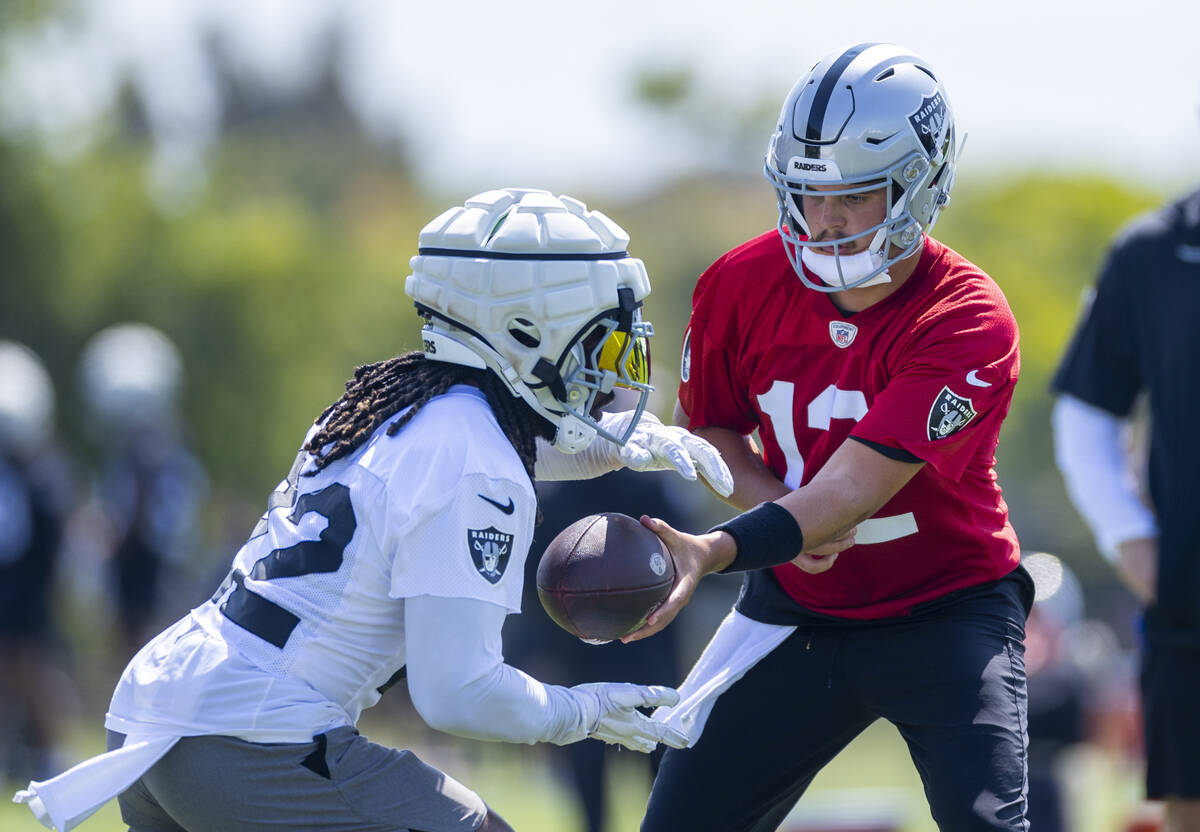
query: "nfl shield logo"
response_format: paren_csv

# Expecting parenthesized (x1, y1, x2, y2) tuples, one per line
(467, 526, 513, 584)
(829, 321, 858, 349)
(926, 386, 978, 441)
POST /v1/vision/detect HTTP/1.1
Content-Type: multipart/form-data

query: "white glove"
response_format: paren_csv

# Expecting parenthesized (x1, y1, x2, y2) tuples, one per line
(606, 411, 734, 497)
(567, 683, 689, 753)
(534, 410, 734, 497)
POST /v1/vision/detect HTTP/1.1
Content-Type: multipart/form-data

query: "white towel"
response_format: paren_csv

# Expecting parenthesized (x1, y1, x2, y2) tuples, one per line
(652, 609, 795, 747)
(13, 734, 180, 832)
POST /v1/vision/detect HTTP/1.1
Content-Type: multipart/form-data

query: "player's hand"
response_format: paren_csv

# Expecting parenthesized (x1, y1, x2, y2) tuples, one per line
(791, 527, 856, 574)
(1115, 537, 1157, 604)
(622, 516, 729, 643)
(572, 683, 689, 752)
(606, 410, 735, 497)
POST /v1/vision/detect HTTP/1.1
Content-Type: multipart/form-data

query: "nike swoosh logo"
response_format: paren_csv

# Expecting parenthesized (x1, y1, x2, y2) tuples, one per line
(965, 370, 991, 388)
(478, 494, 515, 515)
(1176, 244, 1200, 264)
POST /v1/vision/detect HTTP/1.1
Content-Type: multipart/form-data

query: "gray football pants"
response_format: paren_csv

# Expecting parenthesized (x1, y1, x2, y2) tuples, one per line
(106, 727, 487, 832)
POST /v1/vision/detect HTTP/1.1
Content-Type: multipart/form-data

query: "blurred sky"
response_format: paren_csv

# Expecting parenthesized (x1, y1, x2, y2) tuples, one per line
(4, 0, 1199, 200)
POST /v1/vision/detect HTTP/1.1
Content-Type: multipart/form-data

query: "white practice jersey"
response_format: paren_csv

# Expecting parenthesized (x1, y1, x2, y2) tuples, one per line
(106, 385, 536, 742)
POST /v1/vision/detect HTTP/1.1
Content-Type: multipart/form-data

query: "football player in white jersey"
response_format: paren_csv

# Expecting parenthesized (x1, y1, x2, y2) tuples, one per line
(16, 188, 733, 832)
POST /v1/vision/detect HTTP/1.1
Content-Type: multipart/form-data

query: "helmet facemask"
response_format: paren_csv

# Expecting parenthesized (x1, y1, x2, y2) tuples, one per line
(418, 295, 654, 454)
(548, 299, 654, 447)
(766, 150, 940, 293)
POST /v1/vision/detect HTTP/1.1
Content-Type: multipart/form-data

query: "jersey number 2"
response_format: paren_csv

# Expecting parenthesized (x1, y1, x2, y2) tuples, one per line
(216, 453, 357, 648)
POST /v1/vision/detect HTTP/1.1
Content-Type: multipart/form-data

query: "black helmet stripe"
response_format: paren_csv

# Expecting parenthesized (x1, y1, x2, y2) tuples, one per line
(802, 42, 877, 158)
(417, 247, 628, 261)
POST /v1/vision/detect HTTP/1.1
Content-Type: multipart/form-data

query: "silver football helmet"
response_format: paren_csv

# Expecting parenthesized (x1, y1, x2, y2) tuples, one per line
(405, 188, 654, 453)
(765, 43, 960, 292)
(79, 323, 183, 429)
(0, 341, 54, 453)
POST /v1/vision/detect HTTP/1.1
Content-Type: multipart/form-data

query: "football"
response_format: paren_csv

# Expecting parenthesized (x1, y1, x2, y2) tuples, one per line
(536, 512, 675, 643)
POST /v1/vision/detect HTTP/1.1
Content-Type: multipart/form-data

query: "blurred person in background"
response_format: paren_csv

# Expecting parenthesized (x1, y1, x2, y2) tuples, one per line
(506, 391, 712, 832)
(75, 323, 209, 661)
(1022, 552, 1103, 832)
(628, 43, 1033, 831)
(0, 341, 75, 782)
(16, 189, 732, 832)
(1051, 165, 1200, 831)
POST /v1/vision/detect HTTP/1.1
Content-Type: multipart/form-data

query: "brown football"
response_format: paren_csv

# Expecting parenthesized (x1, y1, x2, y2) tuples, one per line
(536, 512, 675, 643)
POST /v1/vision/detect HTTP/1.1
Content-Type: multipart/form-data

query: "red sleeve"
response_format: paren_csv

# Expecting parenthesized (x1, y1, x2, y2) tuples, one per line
(851, 290, 1019, 481)
(677, 257, 760, 436)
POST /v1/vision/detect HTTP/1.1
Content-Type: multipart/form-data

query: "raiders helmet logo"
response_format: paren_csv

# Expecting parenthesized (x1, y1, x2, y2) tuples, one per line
(829, 321, 858, 349)
(908, 91, 949, 159)
(927, 386, 977, 441)
(467, 526, 513, 584)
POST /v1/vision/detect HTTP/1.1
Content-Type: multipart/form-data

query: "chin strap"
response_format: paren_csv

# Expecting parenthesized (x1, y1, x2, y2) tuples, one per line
(531, 358, 569, 402)
(420, 327, 487, 369)
(552, 414, 597, 454)
(801, 247, 892, 289)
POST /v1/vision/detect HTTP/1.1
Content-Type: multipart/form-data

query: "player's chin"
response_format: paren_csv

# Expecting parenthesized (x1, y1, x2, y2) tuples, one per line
(589, 391, 614, 419)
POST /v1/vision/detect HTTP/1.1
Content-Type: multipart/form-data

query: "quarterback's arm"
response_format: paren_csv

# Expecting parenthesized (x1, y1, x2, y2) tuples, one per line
(625, 437, 921, 642)
(673, 399, 787, 510)
(773, 437, 923, 553)
(405, 594, 685, 750)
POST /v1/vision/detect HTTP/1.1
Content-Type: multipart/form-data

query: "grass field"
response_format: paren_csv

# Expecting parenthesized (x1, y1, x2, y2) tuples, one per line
(3, 716, 1147, 831)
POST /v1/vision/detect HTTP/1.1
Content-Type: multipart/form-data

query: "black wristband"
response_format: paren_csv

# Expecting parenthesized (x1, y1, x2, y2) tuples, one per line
(710, 502, 805, 573)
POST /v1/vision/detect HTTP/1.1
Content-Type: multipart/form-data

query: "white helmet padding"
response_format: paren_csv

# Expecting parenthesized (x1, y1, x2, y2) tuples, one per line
(405, 189, 654, 453)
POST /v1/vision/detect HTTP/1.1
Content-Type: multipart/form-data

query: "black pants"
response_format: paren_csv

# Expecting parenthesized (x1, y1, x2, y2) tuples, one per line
(1142, 635, 1200, 799)
(643, 592, 1029, 831)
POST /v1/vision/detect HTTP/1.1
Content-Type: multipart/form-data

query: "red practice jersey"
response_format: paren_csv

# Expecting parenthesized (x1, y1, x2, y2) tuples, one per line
(680, 232, 1020, 619)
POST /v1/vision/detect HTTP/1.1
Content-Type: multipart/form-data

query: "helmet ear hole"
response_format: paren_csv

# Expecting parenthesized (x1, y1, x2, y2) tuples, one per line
(508, 318, 541, 349)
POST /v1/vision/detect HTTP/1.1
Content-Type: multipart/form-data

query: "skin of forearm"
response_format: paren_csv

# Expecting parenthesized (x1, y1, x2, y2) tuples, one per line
(685, 427, 868, 558)
(674, 401, 789, 509)
(689, 425, 790, 511)
(674, 401, 919, 562)
(776, 470, 875, 550)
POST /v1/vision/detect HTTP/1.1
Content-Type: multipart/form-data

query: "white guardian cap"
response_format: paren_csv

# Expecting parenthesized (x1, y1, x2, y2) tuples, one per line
(405, 188, 654, 453)
(765, 43, 960, 292)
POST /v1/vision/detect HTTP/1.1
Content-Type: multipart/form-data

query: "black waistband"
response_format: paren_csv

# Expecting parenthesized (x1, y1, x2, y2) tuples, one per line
(735, 564, 1034, 628)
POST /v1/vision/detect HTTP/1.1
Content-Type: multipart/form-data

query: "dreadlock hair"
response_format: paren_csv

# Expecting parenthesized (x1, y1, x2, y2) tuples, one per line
(303, 351, 555, 483)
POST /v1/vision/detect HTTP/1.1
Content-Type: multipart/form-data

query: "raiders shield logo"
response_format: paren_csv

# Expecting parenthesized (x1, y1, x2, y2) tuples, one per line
(467, 526, 513, 584)
(927, 386, 977, 441)
(680, 327, 692, 383)
(907, 90, 949, 159)
(829, 321, 858, 349)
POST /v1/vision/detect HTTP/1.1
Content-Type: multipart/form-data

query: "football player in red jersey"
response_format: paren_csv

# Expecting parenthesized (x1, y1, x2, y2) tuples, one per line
(632, 43, 1034, 831)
